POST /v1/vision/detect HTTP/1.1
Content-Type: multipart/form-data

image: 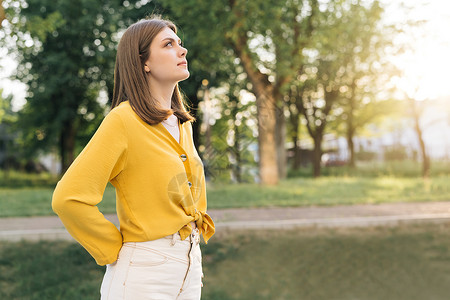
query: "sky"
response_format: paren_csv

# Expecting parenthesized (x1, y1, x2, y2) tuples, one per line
(382, 0, 450, 101)
(1, 0, 450, 110)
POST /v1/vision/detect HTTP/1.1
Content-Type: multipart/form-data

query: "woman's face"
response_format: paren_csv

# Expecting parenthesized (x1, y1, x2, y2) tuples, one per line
(145, 27, 189, 84)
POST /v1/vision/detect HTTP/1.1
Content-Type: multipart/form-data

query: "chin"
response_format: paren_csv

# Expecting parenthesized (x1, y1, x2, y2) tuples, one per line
(178, 71, 190, 82)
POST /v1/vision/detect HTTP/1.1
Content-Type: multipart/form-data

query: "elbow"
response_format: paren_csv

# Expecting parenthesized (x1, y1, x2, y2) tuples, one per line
(51, 181, 66, 216)
(51, 197, 62, 216)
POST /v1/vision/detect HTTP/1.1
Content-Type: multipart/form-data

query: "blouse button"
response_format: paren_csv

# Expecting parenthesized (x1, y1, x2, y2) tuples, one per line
(180, 154, 187, 161)
(188, 181, 192, 188)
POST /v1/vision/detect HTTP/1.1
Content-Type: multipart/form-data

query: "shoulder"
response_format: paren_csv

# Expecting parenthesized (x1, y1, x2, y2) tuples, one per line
(110, 100, 133, 117)
(182, 119, 194, 134)
(109, 100, 150, 129)
(95, 102, 131, 135)
(105, 101, 135, 127)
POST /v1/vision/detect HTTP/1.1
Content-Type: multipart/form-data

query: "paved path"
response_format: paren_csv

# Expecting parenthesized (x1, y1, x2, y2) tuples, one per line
(1, 201, 450, 241)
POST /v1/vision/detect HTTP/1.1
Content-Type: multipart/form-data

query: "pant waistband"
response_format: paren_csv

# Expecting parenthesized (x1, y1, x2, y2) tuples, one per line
(162, 228, 200, 246)
(189, 228, 200, 244)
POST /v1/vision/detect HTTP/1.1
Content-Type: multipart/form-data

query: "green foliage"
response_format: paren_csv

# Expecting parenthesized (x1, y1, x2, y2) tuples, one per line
(161, 0, 266, 183)
(24, 11, 65, 42)
(0, 90, 23, 169)
(201, 75, 258, 183)
(324, 1, 401, 166)
(0, 169, 58, 188)
(299, 1, 389, 142)
(0, 90, 16, 124)
(384, 146, 408, 161)
(289, 160, 450, 178)
(355, 150, 377, 161)
(205, 108, 258, 183)
(0, 0, 434, 181)
(1, 0, 146, 168)
(160, 0, 238, 98)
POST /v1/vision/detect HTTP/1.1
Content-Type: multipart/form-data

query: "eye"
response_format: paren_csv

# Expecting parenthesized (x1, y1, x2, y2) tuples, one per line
(165, 41, 184, 47)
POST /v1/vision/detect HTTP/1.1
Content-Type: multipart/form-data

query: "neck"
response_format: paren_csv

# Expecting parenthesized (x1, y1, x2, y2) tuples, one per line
(148, 80, 176, 110)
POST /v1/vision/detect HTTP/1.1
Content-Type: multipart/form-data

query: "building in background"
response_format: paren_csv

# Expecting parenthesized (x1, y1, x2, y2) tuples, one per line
(321, 97, 450, 165)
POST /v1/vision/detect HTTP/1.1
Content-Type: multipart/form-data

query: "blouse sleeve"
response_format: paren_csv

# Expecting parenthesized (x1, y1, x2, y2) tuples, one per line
(52, 109, 128, 266)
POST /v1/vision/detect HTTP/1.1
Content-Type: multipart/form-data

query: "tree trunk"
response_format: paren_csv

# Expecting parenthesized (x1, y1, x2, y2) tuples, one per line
(275, 103, 287, 179)
(59, 121, 76, 175)
(346, 83, 356, 168)
(233, 122, 242, 183)
(422, 148, 430, 178)
(256, 94, 279, 185)
(410, 99, 430, 178)
(346, 127, 355, 168)
(230, 34, 279, 185)
(229, 94, 242, 183)
(291, 111, 301, 170)
(191, 94, 201, 154)
(204, 106, 212, 180)
(198, 86, 216, 181)
(303, 90, 335, 179)
(182, 82, 202, 152)
(312, 135, 322, 177)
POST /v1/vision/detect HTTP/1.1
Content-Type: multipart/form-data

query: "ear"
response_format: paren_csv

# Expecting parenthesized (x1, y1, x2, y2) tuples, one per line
(144, 64, 150, 73)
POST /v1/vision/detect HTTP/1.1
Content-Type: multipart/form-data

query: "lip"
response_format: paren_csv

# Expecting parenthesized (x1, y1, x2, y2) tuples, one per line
(177, 61, 188, 66)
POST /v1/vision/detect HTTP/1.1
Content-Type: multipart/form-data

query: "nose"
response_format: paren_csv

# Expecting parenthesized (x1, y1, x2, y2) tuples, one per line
(180, 46, 188, 57)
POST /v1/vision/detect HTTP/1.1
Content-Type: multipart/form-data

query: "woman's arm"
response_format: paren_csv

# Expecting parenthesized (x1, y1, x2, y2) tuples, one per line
(52, 109, 128, 266)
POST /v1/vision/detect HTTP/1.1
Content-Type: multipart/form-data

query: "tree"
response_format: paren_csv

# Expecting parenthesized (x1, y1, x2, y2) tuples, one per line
(407, 98, 430, 177)
(164, 0, 324, 185)
(202, 77, 258, 183)
(0, 90, 14, 125)
(337, 2, 399, 168)
(298, 0, 387, 177)
(159, 6, 237, 152)
(0, 90, 20, 176)
(3, 0, 126, 174)
(225, 0, 325, 184)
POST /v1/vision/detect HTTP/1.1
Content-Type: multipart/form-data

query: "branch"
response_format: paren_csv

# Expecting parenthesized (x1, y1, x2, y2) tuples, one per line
(227, 2, 273, 100)
(301, 96, 316, 139)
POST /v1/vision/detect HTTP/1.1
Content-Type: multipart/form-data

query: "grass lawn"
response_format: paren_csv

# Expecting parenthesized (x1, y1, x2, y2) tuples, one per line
(0, 175, 449, 217)
(207, 175, 450, 208)
(2, 222, 450, 299)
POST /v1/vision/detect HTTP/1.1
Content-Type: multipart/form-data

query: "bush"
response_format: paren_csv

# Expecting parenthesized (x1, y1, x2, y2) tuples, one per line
(384, 147, 408, 161)
(0, 170, 59, 188)
(287, 160, 450, 178)
(355, 151, 377, 161)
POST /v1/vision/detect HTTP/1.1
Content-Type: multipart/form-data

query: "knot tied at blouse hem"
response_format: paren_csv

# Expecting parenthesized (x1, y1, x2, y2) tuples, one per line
(179, 211, 215, 243)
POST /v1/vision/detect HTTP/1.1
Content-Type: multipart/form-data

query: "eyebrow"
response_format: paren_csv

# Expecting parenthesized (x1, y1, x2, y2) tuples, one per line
(161, 37, 182, 44)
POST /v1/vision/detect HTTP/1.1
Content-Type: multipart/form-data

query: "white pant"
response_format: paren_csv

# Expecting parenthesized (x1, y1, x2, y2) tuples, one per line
(100, 229, 203, 300)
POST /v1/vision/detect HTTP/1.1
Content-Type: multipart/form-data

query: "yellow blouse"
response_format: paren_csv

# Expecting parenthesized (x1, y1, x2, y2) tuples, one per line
(52, 100, 215, 266)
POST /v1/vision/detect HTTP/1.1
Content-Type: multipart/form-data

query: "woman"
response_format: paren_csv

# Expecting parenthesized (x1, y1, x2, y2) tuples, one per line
(52, 15, 215, 300)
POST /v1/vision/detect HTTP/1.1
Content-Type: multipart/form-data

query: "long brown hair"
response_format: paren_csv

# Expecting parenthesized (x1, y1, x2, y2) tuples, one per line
(111, 15, 195, 124)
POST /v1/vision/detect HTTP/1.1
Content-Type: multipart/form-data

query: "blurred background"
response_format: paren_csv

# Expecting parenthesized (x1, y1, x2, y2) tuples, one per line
(0, 0, 449, 184)
(1, 0, 450, 299)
